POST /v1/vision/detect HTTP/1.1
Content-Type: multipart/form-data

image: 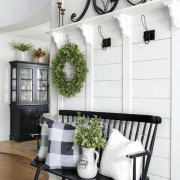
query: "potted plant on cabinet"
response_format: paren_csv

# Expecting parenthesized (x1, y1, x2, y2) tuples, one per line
(72, 112, 106, 179)
(11, 42, 33, 61)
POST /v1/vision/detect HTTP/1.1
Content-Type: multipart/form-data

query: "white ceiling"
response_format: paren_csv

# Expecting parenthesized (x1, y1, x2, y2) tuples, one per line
(3, 22, 50, 42)
(0, 0, 51, 42)
(0, 0, 50, 27)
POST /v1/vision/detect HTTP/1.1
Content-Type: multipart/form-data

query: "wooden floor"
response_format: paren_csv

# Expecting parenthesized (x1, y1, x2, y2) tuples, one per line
(0, 140, 49, 180)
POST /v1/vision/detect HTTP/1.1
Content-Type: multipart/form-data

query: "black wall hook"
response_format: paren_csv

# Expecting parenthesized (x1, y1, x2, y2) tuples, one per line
(141, 15, 155, 44)
(98, 26, 111, 50)
(141, 15, 148, 31)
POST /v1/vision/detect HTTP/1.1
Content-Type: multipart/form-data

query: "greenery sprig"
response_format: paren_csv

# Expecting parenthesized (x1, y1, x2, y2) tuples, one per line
(50, 42, 89, 97)
(11, 42, 33, 52)
(72, 112, 106, 149)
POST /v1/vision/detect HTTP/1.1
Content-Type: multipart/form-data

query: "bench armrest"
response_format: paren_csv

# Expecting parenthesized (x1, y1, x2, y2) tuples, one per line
(126, 150, 152, 158)
(126, 150, 152, 180)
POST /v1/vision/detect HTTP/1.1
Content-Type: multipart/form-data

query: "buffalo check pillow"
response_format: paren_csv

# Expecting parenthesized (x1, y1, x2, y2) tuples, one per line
(45, 118, 82, 170)
(34, 115, 49, 162)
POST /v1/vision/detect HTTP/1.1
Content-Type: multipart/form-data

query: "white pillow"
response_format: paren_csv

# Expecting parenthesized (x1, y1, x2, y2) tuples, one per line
(99, 129, 144, 180)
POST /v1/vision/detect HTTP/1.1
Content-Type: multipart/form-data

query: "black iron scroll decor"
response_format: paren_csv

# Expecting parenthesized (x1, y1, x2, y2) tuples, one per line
(126, 0, 146, 6)
(71, 0, 119, 22)
(71, 0, 91, 22)
(93, 0, 119, 15)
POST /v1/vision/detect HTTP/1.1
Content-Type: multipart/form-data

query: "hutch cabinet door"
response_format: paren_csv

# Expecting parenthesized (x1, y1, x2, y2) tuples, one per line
(11, 67, 17, 103)
(18, 65, 35, 104)
(36, 66, 49, 104)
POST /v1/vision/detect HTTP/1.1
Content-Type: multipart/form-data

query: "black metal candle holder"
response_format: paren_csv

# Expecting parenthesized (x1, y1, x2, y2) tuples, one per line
(61, 9, 66, 26)
(57, 2, 62, 27)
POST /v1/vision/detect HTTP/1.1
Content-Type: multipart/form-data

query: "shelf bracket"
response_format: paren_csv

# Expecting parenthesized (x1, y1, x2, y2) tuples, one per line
(114, 14, 131, 38)
(77, 24, 93, 45)
(164, 0, 180, 30)
(50, 32, 63, 49)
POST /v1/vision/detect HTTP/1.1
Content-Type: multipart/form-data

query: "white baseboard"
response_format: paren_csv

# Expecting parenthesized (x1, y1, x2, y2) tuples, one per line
(0, 135, 9, 141)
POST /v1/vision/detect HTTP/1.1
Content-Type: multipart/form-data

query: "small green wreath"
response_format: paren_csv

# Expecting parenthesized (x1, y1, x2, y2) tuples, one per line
(50, 42, 89, 98)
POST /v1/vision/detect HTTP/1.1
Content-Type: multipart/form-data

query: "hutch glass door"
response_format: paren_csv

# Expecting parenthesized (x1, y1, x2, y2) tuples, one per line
(36, 67, 49, 103)
(19, 67, 34, 104)
(12, 68, 17, 102)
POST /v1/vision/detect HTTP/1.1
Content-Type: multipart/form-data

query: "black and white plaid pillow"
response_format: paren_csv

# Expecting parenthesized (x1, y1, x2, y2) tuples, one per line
(34, 115, 49, 162)
(45, 118, 82, 170)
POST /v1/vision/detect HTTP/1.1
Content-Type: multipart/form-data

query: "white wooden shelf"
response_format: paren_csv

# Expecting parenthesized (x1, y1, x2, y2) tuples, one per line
(46, 0, 167, 34)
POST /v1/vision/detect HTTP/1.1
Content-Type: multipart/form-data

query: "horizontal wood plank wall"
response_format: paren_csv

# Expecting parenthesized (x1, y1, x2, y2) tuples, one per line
(93, 19, 123, 113)
(92, 9, 171, 180)
(56, 8, 171, 180)
(59, 32, 87, 113)
(131, 11, 171, 179)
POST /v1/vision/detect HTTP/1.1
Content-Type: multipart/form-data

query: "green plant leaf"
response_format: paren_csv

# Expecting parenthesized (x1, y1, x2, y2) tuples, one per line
(11, 42, 33, 52)
(72, 112, 106, 149)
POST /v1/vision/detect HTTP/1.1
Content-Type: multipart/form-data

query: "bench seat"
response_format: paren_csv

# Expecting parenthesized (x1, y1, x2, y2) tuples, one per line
(30, 160, 113, 180)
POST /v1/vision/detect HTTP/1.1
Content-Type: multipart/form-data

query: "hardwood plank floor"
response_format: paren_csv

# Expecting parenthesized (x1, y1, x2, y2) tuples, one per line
(0, 140, 49, 180)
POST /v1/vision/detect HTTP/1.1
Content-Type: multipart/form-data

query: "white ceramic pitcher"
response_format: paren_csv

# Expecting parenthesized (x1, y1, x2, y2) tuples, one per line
(77, 147, 99, 179)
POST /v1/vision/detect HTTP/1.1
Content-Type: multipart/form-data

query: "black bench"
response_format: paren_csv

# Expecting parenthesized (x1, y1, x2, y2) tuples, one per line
(30, 110, 162, 180)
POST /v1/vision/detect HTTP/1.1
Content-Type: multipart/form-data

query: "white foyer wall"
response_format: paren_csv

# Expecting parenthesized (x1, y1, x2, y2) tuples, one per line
(0, 34, 50, 141)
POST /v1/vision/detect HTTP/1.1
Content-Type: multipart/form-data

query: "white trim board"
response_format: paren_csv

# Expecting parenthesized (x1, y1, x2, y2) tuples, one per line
(171, 28, 180, 180)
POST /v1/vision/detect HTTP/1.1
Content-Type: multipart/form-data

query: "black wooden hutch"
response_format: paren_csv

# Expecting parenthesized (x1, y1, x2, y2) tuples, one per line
(9, 61, 49, 142)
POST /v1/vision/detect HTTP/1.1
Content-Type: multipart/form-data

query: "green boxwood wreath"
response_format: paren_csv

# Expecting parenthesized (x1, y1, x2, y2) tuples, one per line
(50, 42, 89, 98)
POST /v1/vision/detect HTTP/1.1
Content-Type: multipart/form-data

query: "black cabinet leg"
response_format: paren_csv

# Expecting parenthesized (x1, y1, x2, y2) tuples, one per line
(34, 167, 41, 180)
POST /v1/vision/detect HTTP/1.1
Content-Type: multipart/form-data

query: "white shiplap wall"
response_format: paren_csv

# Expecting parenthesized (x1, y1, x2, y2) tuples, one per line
(61, 35, 87, 111)
(52, 8, 172, 180)
(131, 14, 171, 180)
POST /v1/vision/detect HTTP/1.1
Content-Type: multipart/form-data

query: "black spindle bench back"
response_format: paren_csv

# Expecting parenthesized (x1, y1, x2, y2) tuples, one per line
(59, 110, 162, 180)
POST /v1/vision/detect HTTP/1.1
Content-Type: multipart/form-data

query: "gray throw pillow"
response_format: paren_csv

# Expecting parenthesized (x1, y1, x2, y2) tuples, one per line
(45, 118, 82, 170)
